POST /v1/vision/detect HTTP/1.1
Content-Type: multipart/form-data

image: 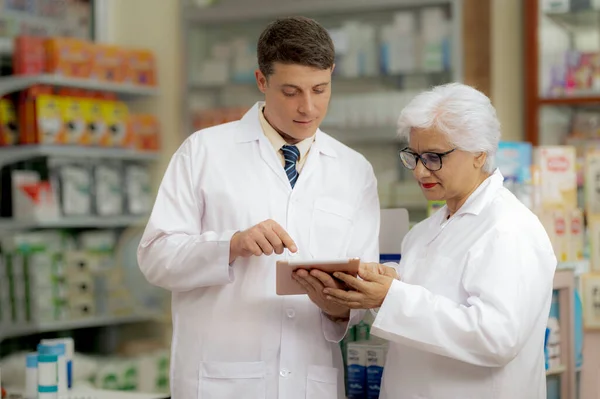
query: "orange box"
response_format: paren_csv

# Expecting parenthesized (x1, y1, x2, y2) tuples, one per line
(12, 36, 46, 75)
(45, 37, 93, 78)
(91, 44, 128, 82)
(19, 86, 67, 145)
(18, 85, 52, 144)
(0, 98, 18, 146)
(126, 49, 157, 86)
(129, 114, 160, 151)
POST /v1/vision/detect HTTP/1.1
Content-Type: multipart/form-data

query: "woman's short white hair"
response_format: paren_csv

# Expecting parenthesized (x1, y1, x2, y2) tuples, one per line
(397, 83, 501, 173)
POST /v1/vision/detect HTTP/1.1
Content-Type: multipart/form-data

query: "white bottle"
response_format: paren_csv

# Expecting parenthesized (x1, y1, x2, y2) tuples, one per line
(37, 353, 58, 399)
(38, 344, 67, 396)
(25, 352, 38, 399)
(41, 338, 74, 389)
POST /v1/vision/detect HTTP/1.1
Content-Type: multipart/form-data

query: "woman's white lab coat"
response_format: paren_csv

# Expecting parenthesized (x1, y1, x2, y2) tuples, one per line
(371, 170, 557, 399)
(137, 103, 380, 399)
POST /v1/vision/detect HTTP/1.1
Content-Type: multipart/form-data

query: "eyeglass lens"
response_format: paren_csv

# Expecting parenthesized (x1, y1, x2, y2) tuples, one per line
(400, 151, 442, 171)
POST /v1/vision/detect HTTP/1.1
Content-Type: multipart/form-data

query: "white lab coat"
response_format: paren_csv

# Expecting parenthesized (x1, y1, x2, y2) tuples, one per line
(371, 169, 557, 399)
(138, 103, 380, 399)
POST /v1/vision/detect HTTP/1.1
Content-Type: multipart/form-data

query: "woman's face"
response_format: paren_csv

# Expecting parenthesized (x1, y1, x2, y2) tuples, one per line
(407, 127, 486, 206)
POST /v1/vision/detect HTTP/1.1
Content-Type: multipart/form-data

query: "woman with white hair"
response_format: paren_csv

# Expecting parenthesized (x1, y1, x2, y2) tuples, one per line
(325, 83, 557, 398)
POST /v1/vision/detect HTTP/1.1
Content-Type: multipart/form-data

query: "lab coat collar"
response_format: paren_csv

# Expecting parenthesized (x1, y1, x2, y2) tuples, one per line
(236, 102, 337, 158)
(452, 168, 505, 217)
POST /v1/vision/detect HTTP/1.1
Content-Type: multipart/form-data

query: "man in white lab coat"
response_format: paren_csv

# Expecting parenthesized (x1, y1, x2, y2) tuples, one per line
(325, 83, 558, 399)
(137, 16, 379, 399)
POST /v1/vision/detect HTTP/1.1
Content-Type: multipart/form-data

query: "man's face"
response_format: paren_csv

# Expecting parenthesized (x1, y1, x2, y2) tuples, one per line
(255, 62, 334, 143)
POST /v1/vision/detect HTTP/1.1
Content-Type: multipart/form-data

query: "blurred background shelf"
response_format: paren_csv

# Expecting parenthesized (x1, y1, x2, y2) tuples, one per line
(0, 312, 164, 342)
(547, 365, 567, 376)
(0, 215, 148, 230)
(0, 75, 158, 98)
(0, 145, 159, 167)
(183, 0, 458, 24)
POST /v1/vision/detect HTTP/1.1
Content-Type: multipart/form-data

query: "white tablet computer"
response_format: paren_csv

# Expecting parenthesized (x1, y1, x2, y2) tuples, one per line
(276, 258, 360, 296)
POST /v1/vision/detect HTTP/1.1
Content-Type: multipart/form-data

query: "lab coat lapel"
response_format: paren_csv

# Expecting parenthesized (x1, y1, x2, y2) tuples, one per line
(237, 103, 292, 191)
(294, 129, 337, 191)
(258, 135, 292, 190)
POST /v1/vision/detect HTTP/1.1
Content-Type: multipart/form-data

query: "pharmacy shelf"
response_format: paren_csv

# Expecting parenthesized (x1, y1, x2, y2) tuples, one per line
(183, 0, 457, 24)
(0, 215, 148, 230)
(0, 145, 159, 167)
(0, 312, 163, 342)
(189, 70, 452, 92)
(546, 365, 567, 376)
(545, 9, 600, 32)
(0, 74, 158, 98)
(6, 385, 170, 399)
(557, 260, 590, 276)
(325, 126, 402, 144)
(551, 269, 576, 399)
(539, 94, 600, 106)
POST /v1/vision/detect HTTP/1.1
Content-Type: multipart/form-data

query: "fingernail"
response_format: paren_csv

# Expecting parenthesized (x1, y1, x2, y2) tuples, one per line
(290, 245, 298, 252)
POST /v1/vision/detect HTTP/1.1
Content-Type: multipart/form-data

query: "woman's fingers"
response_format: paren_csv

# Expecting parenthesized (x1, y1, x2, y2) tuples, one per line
(333, 272, 369, 291)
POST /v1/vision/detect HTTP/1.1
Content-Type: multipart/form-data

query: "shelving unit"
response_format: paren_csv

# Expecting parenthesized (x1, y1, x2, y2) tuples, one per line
(551, 268, 577, 399)
(0, 215, 148, 230)
(0, 36, 162, 369)
(180, 0, 482, 219)
(0, 312, 162, 342)
(0, 74, 159, 99)
(524, 0, 600, 145)
(0, 145, 159, 167)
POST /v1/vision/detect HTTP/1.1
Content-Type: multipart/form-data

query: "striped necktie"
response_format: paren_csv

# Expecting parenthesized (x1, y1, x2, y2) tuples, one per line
(281, 144, 300, 188)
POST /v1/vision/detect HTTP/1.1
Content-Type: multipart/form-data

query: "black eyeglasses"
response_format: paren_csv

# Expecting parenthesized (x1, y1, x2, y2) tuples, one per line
(399, 147, 456, 172)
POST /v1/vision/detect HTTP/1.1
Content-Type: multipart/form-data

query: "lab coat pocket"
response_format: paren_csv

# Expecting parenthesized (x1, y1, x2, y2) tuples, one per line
(309, 198, 354, 258)
(199, 361, 266, 399)
(306, 365, 338, 399)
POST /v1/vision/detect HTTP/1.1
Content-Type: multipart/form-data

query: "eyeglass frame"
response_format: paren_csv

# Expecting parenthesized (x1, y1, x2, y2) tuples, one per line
(398, 147, 456, 172)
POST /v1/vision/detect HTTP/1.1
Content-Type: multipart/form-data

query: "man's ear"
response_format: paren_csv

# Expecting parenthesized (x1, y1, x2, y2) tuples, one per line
(255, 69, 268, 93)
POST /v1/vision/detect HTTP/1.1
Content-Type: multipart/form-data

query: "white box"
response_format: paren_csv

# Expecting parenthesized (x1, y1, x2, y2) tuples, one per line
(585, 151, 600, 215)
(534, 146, 578, 211)
(567, 208, 585, 262)
(590, 216, 600, 272)
(11, 170, 60, 221)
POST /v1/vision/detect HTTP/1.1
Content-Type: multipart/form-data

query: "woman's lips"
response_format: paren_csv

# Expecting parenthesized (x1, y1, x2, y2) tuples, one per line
(421, 183, 437, 189)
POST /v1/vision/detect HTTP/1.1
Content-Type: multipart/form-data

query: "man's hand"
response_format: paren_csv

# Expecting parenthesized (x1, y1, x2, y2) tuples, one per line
(229, 219, 297, 264)
(293, 269, 350, 320)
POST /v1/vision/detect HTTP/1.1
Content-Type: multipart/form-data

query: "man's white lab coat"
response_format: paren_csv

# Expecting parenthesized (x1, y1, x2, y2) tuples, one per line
(138, 103, 380, 399)
(371, 169, 557, 399)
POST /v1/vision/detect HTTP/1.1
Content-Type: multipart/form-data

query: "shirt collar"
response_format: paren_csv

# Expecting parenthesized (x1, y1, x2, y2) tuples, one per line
(453, 168, 505, 217)
(433, 168, 505, 222)
(258, 104, 314, 161)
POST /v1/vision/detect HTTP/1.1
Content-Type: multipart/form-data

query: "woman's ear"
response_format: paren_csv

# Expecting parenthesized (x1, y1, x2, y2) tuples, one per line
(474, 152, 487, 169)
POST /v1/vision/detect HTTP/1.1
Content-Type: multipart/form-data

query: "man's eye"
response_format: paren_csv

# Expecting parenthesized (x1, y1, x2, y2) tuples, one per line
(283, 91, 296, 97)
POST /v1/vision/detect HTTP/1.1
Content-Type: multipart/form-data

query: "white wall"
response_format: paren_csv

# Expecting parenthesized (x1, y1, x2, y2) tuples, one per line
(491, 0, 523, 142)
(105, 0, 182, 176)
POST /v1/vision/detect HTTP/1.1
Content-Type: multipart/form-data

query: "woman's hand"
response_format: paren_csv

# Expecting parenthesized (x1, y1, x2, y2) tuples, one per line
(323, 262, 398, 309)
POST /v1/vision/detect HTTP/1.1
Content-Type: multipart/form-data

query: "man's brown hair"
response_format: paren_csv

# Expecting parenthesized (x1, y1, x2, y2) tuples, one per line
(257, 16, 335, 78)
